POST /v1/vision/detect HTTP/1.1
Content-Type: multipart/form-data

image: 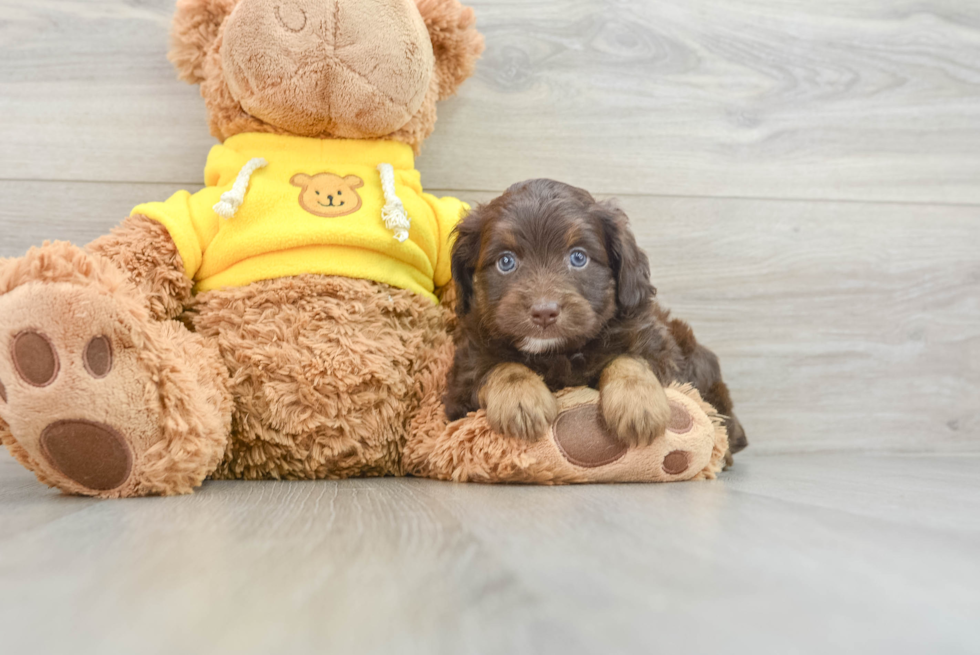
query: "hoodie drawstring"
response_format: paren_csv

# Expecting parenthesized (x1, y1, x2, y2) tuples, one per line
(378, 163, 410, 242)
(213, 157, 268, 219)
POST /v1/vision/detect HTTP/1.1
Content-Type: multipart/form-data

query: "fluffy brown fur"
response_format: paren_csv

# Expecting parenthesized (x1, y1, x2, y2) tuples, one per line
(598, 355, 672, 447)
(187, 274, 451, 481)
(87, 214, 193, 321)
(445, 179, 748, 455)
(478, 362, 558, 440)
(416, 0, 483, 100)
(0, 243, 231, 498)
(170, 0, 483, 152)
(169, 0, 237, 84)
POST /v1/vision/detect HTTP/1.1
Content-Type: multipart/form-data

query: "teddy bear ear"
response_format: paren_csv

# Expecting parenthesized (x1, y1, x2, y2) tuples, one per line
(290, 173, 311, 187)
(168, 0, 239, 84)
(343, 175, 365, 189)
(414, 0, 485, 100)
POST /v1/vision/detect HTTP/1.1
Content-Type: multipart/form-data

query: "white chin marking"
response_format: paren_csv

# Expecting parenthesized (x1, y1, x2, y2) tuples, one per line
(519, 337, 565, 354)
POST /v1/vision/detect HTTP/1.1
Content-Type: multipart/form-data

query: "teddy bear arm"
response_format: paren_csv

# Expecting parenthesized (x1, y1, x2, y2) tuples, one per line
(87, 214, 192, 321)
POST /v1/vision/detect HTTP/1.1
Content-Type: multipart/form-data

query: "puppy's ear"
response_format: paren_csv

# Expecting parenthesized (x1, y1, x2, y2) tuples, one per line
(595, 200, 654, 314)
(450, 206, 485, 316)
(415, 0, 485, 100)
(169, 0, 239, 84)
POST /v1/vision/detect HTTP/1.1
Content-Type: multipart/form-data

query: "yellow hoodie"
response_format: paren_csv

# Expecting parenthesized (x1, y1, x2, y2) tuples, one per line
(132, 133, 467, 303)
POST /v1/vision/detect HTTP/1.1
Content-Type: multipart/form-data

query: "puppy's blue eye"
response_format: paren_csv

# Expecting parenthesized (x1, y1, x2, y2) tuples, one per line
(569, 249, 589, 268)
(496, 252, 518, 274)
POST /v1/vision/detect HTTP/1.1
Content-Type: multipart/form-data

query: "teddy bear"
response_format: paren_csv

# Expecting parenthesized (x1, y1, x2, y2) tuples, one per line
(0, 0, 730, 498)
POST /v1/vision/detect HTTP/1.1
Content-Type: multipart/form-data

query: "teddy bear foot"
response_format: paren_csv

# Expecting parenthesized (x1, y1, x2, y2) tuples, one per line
(413, 383, 728, 484)
(0, 291, 146, 495)
(545, 384, 728, 482)
(0, 243, 232, 497)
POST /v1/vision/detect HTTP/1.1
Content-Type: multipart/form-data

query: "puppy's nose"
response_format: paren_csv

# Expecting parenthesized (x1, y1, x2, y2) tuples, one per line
(531, 302, 560, 327)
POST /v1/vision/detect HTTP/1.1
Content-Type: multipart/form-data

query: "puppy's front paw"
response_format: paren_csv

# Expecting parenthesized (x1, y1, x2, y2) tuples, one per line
(599, 357, 671, 448)
(480, 363, 558, 441)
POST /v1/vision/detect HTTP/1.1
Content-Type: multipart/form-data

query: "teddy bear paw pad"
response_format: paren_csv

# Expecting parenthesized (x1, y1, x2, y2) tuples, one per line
(658, 402, 698, 475)
(667, 400, 694, 434)
(0, 281, 163, 496)
(11, 330, 60, 386)
(662, 449, 691, 475)
(2, 328, 136, 492)
(533, 385, 723, 483)
(40, 420, 133, 491)
(553, 403, 628, 468)
(4, 327, 131, 490)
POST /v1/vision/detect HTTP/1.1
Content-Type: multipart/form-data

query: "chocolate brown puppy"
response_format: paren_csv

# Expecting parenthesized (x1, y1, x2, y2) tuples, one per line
(445, 179, 747, 457)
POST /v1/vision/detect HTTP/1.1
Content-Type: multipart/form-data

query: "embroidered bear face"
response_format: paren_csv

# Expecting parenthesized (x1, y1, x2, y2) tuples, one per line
(290, 172, 364, 218)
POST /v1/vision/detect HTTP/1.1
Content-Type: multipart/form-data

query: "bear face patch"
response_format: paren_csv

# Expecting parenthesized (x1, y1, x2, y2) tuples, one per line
(290, 172, 364, 218)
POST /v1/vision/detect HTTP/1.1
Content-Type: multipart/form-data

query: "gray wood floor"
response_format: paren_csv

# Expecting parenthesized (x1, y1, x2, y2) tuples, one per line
(1, 0, 979, 652)
(2, 450, 979, 654)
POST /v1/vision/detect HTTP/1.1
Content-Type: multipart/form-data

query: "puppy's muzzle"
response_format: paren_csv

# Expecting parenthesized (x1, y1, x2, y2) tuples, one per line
(530, 301, 560, 328)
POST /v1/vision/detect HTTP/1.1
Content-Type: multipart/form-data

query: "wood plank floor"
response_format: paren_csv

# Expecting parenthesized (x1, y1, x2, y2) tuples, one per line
(1, 0, 979, 651)
(4, 1, 980, 203)
(2, 450, 979, 654)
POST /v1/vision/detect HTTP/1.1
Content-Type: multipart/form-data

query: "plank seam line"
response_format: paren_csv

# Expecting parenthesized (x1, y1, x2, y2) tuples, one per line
(2, 179, 980, 209)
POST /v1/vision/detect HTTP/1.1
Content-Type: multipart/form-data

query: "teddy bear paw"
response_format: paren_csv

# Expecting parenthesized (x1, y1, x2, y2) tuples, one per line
(548, 386, 724, 481)
(0, 280, 163, 496)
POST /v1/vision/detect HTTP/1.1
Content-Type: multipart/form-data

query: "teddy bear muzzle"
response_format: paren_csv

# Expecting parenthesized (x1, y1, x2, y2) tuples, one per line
(220, 0, 435, 138)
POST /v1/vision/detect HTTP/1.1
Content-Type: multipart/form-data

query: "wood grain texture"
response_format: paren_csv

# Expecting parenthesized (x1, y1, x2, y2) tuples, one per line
(3, 2, 980, 651)
(2, 1, 980, 202)
(3, 182, 977, 453)
(1, 451, 979, 654)
(624, 194, 980, 455)
(0, 181, 193, 253)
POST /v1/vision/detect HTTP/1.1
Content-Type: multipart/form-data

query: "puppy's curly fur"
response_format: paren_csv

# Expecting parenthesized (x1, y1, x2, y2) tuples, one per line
(445, 179, 748, 455)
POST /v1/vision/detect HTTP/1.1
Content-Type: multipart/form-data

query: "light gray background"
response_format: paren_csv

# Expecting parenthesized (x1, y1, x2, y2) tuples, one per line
(1, 1, 978, 653)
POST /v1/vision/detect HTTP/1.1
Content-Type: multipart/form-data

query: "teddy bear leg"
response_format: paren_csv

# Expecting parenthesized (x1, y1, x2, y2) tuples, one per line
(0, 243, 232, 497)
(409, 382, 729, 484)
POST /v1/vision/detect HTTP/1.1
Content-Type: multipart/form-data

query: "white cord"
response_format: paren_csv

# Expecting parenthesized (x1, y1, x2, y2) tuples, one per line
(213, 157, 267, 219)
(377, 163, 410, 242)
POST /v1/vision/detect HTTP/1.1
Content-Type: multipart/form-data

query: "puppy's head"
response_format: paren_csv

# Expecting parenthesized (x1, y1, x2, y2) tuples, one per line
(451, 179, 654, 354)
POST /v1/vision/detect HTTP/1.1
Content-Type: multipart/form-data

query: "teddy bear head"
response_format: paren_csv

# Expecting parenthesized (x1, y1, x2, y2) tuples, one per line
(290, 172, 365, 217)
(169, 0, 484, 152)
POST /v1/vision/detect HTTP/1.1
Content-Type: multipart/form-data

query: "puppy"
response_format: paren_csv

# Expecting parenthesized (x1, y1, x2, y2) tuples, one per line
(445, 179, 748, 458)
